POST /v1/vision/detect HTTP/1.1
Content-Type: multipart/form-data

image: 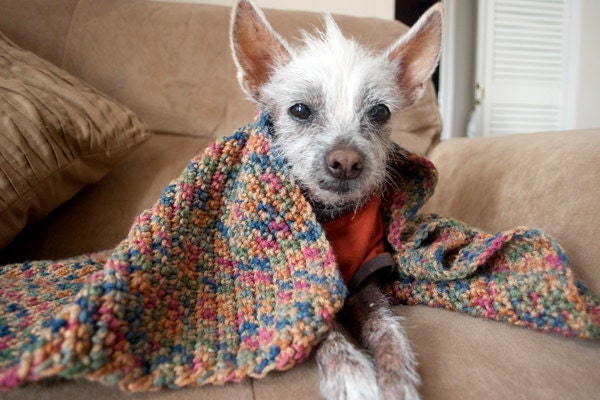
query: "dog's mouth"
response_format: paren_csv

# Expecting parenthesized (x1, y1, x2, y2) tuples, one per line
(318, 178, 355, 194)
(299, 176, 376, 221)
(279, 144, 385, 219)
(304, 186, 371, 222)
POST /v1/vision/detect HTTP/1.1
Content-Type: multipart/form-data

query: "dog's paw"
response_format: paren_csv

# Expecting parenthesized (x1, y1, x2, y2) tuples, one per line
(316, 331, 381, 400)
(376, 351, 420, 400)
(370, 315, 421, 400)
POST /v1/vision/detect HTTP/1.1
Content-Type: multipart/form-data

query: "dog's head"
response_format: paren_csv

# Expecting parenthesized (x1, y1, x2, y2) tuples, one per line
(231, 0, 443, 218)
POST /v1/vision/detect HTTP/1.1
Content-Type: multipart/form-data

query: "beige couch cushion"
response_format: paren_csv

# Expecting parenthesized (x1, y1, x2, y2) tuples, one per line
(13, 0, 439, 155)
(425, 129, 600, 295)
(0, 32, 149, 249)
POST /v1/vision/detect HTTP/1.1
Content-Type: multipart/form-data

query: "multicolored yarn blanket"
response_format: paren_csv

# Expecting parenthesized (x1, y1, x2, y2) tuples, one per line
(1, 114, 599, 391)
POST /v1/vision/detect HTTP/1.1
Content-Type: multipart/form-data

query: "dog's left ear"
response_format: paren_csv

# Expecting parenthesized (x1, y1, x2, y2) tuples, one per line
(386, 2, 444, 107)
(231, 0, 290, 101)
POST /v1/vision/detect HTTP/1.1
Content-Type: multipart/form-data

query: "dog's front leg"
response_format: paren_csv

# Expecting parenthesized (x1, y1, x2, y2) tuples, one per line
(315, 321, 381, 400)
(345, 279, 421, 400)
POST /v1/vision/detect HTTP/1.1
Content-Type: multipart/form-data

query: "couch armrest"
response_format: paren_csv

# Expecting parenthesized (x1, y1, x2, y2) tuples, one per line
(425, 129, 600, 293)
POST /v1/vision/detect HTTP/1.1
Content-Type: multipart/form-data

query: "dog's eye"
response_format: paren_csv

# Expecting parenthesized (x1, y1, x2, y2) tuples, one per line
(289, 103, 312, 121)
(368, 104, 391, 125)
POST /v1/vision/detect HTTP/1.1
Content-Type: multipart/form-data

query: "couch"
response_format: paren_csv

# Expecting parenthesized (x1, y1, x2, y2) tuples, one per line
(0, 1, 598, 399)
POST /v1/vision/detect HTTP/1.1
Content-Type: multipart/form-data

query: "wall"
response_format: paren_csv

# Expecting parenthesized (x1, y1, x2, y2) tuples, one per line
(156, 0, 395, 20)
(439, 0, 477, 138)
(574, 0, 600, 129)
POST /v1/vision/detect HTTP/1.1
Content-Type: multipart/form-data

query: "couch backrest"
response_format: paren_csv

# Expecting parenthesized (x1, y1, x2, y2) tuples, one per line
(0, 0, 442, 154)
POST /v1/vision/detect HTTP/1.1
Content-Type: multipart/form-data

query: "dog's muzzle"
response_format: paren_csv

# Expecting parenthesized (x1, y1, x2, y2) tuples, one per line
(325, 145, 364, 180)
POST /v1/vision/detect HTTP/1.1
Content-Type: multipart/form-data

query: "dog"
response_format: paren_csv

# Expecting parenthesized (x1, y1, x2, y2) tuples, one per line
(230, 1, 443, 399)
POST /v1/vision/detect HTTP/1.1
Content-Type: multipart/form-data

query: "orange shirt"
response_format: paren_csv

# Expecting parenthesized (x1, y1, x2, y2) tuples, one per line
(320, 196, 386, 285)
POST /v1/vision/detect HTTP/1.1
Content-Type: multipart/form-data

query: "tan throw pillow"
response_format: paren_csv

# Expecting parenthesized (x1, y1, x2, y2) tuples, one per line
(0, 32, 150, 249)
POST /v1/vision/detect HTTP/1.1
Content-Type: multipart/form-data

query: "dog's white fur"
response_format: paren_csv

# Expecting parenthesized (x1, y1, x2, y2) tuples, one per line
(259, 18, 396, 212)
(230, 1, 443, 398)
(317, 330, 382, 400)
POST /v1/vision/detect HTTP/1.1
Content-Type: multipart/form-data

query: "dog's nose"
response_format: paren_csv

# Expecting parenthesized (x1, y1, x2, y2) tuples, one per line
(325, 146, 364, 179)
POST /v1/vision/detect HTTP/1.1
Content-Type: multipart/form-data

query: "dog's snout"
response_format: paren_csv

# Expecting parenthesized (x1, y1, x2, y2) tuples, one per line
(326, 146, 364, 179)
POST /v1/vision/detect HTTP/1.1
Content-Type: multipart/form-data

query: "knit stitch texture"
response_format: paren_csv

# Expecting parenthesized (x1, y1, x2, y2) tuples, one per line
(379, 151, 600, 338)
(1, 114, 599, 391)
(0, 115, 346, 390)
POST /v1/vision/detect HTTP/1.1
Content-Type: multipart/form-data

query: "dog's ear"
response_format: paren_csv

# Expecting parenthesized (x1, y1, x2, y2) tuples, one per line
(231, 0, 290, 101)
(386, 2, 444, 107)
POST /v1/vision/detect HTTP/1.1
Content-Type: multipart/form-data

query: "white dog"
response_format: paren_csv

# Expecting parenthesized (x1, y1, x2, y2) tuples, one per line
(230, 1, 443, 398)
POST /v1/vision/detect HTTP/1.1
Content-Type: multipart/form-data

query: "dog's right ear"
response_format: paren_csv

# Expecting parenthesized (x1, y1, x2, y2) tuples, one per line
(231, 0, 290, 101)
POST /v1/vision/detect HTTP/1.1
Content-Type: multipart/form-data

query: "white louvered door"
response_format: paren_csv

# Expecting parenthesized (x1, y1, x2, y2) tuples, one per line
(473, 0, 578, 136)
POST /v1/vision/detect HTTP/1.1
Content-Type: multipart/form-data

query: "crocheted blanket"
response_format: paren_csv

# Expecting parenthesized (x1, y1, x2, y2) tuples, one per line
(1, 114, 599, 391)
